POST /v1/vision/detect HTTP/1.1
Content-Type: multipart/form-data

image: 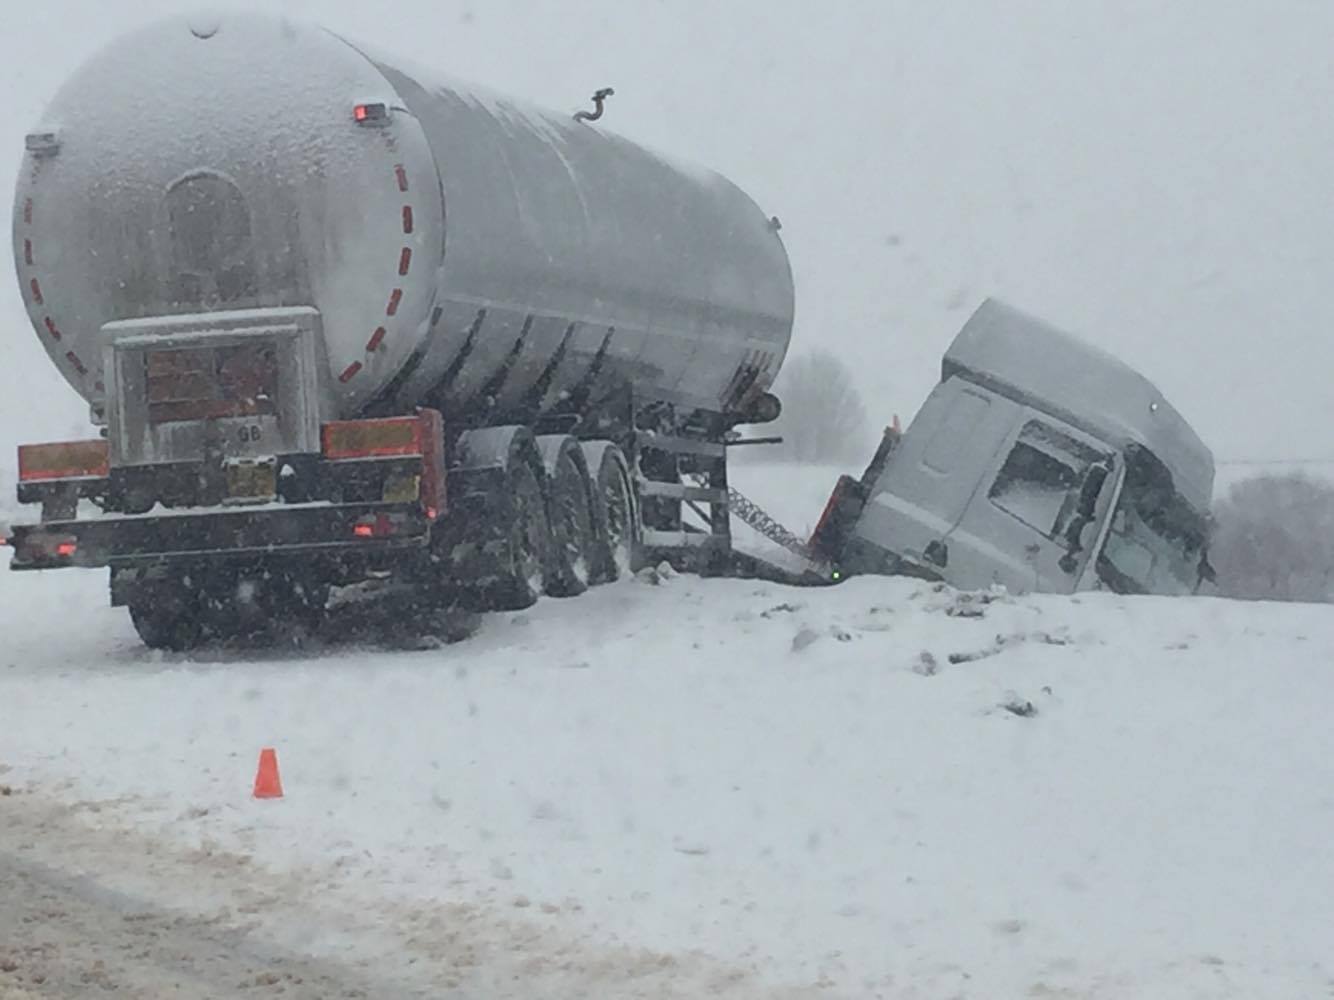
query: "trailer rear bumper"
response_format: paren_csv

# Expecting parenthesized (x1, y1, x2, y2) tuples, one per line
(4, 501, 432, 570)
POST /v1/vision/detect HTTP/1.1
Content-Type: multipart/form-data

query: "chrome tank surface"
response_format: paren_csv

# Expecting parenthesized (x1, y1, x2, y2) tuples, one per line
(14, 13, 443, 419)
(357, 51, 795, 419)
(14, 12, 794, 423)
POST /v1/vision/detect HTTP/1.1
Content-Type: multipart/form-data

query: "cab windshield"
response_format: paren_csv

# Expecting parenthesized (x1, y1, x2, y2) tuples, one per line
(1097, 445, 1210, 595)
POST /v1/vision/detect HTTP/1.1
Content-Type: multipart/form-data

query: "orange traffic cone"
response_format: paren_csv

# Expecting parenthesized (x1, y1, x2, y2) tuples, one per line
(253, 747, 284, 799)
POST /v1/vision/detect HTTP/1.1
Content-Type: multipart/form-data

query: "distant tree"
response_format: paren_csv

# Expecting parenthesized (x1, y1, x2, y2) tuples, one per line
(767, 351, 871, 464)
(1211, 473, 1334, 602)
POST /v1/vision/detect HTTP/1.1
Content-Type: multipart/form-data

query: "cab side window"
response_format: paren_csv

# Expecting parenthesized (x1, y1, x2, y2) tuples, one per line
(989, 421, 1107, 538)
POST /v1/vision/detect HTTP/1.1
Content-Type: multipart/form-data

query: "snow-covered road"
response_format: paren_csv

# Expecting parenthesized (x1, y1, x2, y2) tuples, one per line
(3, 535, 1334, 997)
(1, 796, 398, 998)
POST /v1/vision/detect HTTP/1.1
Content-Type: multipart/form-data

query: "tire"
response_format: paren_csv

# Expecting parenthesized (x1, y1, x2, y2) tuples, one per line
(536, 436, 596, 597)
(580, 442, 639, 583)
(127, 581, 204, 651)
(489, 452, 551, 611)
(265, 571, 330, 645)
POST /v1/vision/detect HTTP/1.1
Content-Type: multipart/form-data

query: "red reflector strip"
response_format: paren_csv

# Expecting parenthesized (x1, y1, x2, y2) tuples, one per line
(18, 439, 110, 481)
(386, 289, 403, 316)
(24, 239, 33, 265)
(23, 199, 32, 225)
(322, 417, 423, 460)
(44, 317, 61, 340)
(402, 206, 414, 234)
(398, 248, 412, 276)
(417, 407, 446, 521)
(29, 278, 43, 304)
(366, 327, 386, 352)
(65, 351, 87, 375)
(339, 361, 363, 383)
(395, 165, 408, 192)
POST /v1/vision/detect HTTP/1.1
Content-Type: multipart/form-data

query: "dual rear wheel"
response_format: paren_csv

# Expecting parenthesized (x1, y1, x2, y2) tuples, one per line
(126, 567, 328, 651)
(481, 435, 638, 611)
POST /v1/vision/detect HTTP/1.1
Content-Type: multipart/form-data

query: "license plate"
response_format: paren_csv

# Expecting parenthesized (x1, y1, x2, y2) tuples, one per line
(224, 459, 277, 504)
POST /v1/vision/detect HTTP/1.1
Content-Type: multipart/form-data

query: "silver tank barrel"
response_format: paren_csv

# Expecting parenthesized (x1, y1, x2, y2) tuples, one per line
(360, 50, 795, 420)
(13, 13, 794, 423)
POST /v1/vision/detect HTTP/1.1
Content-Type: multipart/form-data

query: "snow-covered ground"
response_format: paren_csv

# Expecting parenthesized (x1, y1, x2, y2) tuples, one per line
(3, 468, 1334, 998)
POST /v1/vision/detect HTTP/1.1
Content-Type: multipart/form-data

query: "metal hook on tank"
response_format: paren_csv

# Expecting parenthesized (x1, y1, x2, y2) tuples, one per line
(573, 88, 615, 123)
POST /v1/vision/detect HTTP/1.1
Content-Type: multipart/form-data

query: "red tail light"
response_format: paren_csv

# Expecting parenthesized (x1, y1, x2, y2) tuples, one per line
(353, 103, 389, 125)
(55, 541, 78, 558)
(18, 439, 110, 482)
(352, 513, 400, 539)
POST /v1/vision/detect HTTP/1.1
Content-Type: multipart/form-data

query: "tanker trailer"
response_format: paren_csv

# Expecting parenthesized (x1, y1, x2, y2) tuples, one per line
(4, 12, 794, 648)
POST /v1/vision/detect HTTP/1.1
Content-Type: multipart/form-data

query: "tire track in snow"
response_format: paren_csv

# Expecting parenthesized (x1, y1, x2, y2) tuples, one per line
(0, 790, 829, 999)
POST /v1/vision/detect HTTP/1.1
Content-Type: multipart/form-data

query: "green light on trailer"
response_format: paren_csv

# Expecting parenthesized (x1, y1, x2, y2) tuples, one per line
(831, 570, 842, 581)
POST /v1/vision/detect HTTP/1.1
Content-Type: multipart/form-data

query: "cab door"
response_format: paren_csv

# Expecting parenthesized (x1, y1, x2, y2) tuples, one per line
(941, 413, 1118, 593)
(850, 378, 1021, 578)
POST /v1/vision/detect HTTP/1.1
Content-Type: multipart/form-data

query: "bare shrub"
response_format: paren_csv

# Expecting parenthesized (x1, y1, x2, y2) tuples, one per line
(1211, 473, 1334, 602)
(767, 351, 870, 463)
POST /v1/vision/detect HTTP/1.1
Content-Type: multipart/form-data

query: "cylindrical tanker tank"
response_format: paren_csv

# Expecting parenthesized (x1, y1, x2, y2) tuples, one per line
(13, 12, 794, 426)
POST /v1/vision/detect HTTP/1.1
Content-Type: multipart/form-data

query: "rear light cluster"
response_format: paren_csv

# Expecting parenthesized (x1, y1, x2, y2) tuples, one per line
(321, 410, 446, 532)
(18, 440, 109, 482)
(10, 533, 79, 563)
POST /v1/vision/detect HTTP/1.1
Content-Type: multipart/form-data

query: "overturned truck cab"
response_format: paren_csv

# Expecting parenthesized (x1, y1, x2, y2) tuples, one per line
(811, 299, 1215, 596)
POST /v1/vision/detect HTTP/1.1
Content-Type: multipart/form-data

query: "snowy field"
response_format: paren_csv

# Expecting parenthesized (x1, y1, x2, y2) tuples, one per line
(2, 467, 1334, 998)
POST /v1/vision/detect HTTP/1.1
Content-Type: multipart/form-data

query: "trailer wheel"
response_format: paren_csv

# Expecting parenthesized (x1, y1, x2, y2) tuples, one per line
(581, 442, 639, 583)
(489, 452, 551, 610)
(536, 436, 596, 597)
(127, 584, 204, 651)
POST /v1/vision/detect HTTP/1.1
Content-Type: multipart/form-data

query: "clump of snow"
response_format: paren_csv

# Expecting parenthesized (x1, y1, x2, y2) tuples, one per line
(635, 560, 680, 586)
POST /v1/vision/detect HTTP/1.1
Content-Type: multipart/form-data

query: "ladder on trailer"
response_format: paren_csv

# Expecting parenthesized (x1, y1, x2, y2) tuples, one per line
(632, 430, 833, 581)
(634, 431, 732, 572)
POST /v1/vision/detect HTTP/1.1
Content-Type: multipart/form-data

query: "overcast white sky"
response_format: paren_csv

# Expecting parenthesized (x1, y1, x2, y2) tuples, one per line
(3, 1, 1333, 479)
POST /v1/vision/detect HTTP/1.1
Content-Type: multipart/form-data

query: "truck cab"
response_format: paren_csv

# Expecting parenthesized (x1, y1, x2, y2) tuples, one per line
(812, 300, 1215, 596)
